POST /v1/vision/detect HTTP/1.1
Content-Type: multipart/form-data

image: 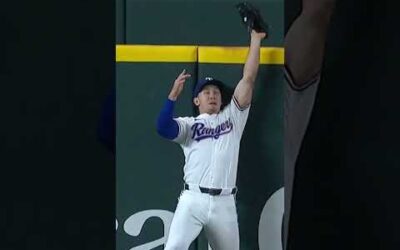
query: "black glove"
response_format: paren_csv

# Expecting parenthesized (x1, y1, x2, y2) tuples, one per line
(236, 2, 269, 36)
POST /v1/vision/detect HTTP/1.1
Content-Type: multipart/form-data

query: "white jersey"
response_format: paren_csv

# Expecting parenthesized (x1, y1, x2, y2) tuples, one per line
(172, 97, 250, 189)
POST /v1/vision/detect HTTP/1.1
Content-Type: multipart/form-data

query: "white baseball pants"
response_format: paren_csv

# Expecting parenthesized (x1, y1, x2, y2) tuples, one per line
(164, 189, 239, 250)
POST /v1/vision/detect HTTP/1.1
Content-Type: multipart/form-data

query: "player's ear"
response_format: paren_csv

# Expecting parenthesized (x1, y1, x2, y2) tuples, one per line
(193, 97, 200, 106)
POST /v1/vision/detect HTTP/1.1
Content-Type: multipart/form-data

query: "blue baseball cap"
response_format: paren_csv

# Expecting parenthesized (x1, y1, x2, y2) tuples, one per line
(192, 77, 224, 99)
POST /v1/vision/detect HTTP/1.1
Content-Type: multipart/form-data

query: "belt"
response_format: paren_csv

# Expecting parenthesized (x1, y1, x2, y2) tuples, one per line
(184, 183, 237, 196)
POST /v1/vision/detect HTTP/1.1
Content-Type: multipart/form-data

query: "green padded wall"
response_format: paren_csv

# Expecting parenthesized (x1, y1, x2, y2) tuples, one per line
(125, 0, 283, 47)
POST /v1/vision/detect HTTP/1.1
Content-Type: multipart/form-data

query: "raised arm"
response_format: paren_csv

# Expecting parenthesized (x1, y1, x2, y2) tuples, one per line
(156, 69, 191, 140)
(234, 30, 266, 108)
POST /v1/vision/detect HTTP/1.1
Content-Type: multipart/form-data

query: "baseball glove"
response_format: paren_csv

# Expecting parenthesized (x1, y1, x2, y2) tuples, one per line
(236, 2, 269, 36)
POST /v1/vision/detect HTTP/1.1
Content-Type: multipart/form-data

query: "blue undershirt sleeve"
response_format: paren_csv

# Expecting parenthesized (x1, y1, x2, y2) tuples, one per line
(156, 99, 179, 140)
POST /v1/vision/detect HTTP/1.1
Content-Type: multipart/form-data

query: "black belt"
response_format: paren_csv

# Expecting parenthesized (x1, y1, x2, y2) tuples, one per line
(184, 183, 237, 196)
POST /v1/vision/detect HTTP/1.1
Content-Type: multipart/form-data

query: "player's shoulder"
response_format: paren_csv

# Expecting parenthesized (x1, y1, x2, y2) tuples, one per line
(174, 116, 195, 124)
(221, 96, 250, 115)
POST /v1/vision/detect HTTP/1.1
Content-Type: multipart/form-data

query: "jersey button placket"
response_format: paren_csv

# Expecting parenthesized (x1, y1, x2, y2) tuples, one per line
(210, 119, 216, 187)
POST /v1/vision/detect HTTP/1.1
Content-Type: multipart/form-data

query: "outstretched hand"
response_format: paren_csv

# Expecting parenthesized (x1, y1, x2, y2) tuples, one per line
(168, 69, 191, 101)
(251, 29, 267, 41)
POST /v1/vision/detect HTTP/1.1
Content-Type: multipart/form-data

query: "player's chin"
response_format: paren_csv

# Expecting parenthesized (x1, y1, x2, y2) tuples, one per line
(208, 105, 220, 114)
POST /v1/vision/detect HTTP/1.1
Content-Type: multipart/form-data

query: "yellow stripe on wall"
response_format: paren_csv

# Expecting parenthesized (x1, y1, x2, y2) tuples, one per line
(198, 46, 284, 65)
(116, 45, 284, 64)
(116, 45, 198, 62)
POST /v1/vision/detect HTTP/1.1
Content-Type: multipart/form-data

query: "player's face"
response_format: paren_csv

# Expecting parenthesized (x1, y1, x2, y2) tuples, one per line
(195, 85, 222, 114)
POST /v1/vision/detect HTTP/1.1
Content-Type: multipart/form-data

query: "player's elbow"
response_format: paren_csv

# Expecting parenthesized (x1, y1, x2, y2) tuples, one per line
(156, 124, 164, 137)
(157, 127, 178, 140)
(234, 94, 252, 110)
(156, 119, 179, 140)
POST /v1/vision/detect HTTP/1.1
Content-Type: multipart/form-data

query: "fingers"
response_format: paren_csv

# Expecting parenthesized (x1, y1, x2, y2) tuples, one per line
(181, 73, 191, 79)
(251, 29, 266, 35)
(176, 75, 191, 83)
(169, 69, 192, 100)
(174, 71, 191, 90)
(177, 69, 191, 81)
(251, 30, 267, 40)
(175, 78, 187, 85)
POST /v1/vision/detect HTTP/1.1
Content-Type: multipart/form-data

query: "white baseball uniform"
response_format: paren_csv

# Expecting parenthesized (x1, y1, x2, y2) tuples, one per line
(164, 96, 250, 250)
(283, 66, 321, 248)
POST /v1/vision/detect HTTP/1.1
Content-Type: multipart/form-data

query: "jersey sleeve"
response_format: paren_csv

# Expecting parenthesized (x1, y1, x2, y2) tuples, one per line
(172, 117, 193, 145)
(222, 96, 251, 136)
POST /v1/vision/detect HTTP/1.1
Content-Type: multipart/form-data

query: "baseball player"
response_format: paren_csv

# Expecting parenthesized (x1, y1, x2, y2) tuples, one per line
(156, 29, 266, 250)
(284, 0, 336, 248)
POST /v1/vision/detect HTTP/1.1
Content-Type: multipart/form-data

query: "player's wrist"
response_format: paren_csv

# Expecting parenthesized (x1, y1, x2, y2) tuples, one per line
(250, 36, 262, 44)
(168, 94, 177, 101)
